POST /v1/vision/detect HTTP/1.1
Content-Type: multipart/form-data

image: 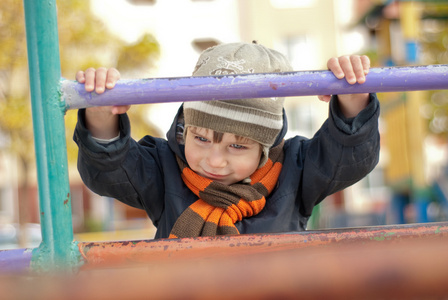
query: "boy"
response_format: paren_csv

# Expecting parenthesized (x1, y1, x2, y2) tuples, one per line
(74, 42, 380, 239)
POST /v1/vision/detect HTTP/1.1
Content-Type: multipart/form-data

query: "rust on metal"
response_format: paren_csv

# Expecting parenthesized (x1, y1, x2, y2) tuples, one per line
(78, 222, 448, 269)
(2, 236, 448, 299)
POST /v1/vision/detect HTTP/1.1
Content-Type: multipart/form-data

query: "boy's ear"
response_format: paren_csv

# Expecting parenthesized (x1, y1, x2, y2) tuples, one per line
(176, 123, 187, 145)
(258, 144, 268, 168)
(181, 127, 188, 145)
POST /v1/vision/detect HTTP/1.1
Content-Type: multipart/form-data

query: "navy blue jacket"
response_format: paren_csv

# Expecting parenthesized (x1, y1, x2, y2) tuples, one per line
(74, 95, 380, 239)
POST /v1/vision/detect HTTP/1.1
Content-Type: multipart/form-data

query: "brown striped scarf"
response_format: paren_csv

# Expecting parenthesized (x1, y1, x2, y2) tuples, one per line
(169, 141, 284, 238)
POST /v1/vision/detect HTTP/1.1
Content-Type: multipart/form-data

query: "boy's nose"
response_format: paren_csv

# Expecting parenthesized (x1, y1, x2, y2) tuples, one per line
(206, 148, 227, 168)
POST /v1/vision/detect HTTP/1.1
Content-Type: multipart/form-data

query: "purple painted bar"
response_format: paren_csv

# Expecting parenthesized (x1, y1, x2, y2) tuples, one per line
(62, 64, 448, 110)
(0, 248, 32, 273)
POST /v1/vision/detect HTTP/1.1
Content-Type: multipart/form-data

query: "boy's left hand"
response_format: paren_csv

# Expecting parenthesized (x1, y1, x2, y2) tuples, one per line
(318, 55, 371, 118)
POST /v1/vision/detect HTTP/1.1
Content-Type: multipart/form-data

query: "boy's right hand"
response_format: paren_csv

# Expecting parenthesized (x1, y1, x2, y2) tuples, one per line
(76, 67, 129, 139)
(76, 67, 130, 115)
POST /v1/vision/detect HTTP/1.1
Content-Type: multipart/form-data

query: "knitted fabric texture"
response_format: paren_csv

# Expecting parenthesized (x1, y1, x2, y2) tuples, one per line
(183, 42, 292, 166)
(169, 140, 284, 238)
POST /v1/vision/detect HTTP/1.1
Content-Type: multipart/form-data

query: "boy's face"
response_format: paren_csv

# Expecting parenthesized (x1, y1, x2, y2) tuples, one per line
(184, 127, 262, 185)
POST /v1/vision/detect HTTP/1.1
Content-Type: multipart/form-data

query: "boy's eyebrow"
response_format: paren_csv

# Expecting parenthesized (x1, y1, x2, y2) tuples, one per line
(189, 126, 257, 144)
(231, 135, 257, 144)
(189, 127, 207, 135)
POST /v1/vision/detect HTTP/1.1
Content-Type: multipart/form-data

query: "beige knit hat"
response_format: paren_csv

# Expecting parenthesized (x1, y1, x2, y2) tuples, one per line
(183, 42, 293, 166)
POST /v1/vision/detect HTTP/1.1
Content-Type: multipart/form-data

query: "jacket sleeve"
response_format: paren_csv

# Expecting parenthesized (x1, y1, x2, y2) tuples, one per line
(298, 93, 380, 217)
(73, 109, 166, 221)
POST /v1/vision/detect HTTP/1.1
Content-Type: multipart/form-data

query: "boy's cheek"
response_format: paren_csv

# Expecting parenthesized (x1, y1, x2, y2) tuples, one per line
(184, 143, 200, 167)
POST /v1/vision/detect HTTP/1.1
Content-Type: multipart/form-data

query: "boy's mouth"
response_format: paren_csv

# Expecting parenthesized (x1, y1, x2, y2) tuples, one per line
(203, 170, 227, 180)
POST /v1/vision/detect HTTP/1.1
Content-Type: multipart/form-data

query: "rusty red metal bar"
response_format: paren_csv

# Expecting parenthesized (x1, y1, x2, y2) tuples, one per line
(78, 222, 448, 269)
(2, 228, 448, 299)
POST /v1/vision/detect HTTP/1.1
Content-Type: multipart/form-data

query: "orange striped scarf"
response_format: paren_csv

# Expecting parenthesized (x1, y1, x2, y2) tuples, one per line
(169, 141, 284, 238)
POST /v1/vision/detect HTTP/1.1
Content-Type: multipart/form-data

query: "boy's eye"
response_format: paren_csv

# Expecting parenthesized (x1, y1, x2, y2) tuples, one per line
(195, 136, 209, 143)
(230, 144, 246, 150)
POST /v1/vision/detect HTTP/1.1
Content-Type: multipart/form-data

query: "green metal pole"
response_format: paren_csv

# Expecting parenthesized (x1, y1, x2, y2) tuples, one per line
(23, 0, 79, 271)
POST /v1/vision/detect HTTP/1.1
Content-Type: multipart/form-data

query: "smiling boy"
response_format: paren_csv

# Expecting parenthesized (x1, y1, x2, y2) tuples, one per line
(184, 127, 262, 186)
(74, 42, 380, 239)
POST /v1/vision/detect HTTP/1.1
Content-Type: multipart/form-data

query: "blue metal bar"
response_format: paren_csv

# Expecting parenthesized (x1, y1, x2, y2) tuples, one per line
(0, 248, 33, 273)
(62, 64, 448, 110)
(23, 0, 79, 271)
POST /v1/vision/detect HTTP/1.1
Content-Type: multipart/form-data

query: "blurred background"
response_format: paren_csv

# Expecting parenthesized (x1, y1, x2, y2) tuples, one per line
(1, 0, 448, 249)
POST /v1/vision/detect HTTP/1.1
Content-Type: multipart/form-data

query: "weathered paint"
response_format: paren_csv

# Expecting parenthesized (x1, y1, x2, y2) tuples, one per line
(78, 222, 448, 269)
(0, 248, 33, 273)
(62, 64, 448, 110)
(23, 0, 80, 271)
(1, 237, 448, 299)
(1, 222, 448, 298)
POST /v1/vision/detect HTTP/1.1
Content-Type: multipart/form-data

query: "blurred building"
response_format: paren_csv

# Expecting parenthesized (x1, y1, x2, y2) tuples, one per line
(355, 0, 448, 225)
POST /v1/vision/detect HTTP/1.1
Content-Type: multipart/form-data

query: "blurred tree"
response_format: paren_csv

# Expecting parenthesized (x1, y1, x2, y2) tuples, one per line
(419, 4, 448, 136)
(0, 0, 159, 245)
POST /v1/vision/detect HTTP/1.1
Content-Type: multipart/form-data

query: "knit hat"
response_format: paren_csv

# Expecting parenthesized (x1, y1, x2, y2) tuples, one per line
(183, 42, 293, 167)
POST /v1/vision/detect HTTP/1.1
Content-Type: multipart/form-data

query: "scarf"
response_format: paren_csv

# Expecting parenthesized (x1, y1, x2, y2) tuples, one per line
(169, 141, 284, 238)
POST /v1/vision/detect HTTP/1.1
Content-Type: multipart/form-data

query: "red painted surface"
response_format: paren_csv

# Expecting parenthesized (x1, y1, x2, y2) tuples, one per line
(2, 225, 448, 299)
(78, 222, 448, 269)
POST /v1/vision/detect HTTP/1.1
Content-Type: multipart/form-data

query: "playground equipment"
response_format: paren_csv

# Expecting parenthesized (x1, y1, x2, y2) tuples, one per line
(1, 224, 448, 299)
(1, 0, 448, 298)
(62, 64, 448, 109)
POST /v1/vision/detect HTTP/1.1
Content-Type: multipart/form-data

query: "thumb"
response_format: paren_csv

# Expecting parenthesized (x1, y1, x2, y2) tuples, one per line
(111, 105, 131, 115)
(317, 95, 331, 103)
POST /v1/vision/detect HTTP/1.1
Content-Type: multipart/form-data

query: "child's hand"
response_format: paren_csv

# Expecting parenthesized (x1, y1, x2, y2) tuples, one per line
(76, 67, 129, 139)
(317, 55, 370, 103)
(327, 55, 370, 85)
(318, 55, 370, 118)
(76, 67, 119, 94)
(76, 67, 130, 115)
